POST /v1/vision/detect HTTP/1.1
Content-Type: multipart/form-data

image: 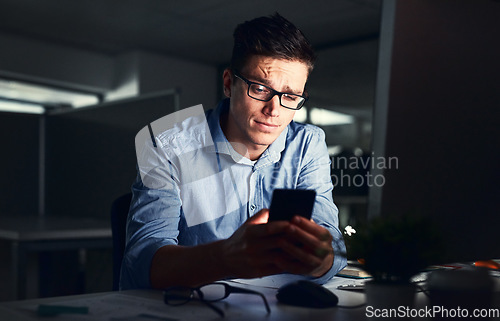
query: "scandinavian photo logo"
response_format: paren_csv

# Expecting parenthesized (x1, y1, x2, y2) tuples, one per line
(330, 152, 398, 188)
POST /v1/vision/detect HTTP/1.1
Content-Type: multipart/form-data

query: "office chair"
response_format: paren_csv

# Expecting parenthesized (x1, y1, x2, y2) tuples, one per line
(110, 192, 132, 291)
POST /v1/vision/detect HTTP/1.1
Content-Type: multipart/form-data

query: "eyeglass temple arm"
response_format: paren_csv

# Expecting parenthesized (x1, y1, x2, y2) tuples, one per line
(200, 299, 225, 317)
(227, 286, 271, 314)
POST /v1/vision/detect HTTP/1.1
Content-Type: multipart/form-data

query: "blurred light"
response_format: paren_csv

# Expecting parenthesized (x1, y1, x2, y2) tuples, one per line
(328, 145, 343, 155)
(0, 79, 98, 109)
(353, 147, 364, 157)
(0, 100, 44, 114)
(293, 107, 307, 123)
(310, 108, 354, 125)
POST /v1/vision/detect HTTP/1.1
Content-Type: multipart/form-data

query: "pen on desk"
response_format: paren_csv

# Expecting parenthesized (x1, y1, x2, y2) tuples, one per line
(37, 304, 89, 316)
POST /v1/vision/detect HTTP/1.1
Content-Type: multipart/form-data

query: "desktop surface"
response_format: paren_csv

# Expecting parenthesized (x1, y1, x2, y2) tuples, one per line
(0, 216, 111, 241)
(0, 278, 368, 321)
(4, 273, 499, 321)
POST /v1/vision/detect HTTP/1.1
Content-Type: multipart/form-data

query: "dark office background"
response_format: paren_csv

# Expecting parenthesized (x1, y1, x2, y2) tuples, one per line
(0, 0, 498, 300)
(0, 0, 381, 300)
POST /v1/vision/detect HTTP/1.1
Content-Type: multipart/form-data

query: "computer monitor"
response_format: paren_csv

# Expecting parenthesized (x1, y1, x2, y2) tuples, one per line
(368, 0, 499, 264)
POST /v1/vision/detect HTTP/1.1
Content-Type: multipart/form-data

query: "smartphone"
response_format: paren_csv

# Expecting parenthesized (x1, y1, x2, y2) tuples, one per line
(268, 189, 316, 222)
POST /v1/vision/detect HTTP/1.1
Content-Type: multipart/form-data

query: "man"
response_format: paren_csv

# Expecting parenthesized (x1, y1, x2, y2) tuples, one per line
(121, 13, 346, 290)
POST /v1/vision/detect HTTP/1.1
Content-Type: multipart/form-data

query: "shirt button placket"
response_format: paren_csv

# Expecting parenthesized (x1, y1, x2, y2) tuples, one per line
(248, 170, 257, 217)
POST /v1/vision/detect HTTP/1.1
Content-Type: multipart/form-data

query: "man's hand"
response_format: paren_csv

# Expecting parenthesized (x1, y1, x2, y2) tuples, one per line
(276, 215, 334, 277)
(220, 210, 334, 279)
(219, 209, 289, 278)
(150, 209, 334, 289)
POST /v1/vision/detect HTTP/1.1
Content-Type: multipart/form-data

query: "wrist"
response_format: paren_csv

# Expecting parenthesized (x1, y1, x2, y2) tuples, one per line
(210, 239, 234, 279)
(310, 252, 334, 278)
(203, 240, 233, 281)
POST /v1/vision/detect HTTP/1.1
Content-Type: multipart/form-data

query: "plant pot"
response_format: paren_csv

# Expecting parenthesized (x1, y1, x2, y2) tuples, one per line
(365, 280, 416, 319)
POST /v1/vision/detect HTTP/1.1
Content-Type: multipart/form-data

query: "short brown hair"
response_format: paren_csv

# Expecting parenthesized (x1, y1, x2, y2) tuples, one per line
(230, 13, 316, 75)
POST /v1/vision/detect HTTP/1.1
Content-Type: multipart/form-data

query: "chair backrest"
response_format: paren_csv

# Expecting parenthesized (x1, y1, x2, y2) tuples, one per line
(110, 193, 132, 291)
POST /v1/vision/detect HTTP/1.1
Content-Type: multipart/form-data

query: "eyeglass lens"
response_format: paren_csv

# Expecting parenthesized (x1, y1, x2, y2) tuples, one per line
(198, 283, 228, 302)
(234, 72, 305, 109)
(248, 83, 305, 109)
(203, 283, 271, 313)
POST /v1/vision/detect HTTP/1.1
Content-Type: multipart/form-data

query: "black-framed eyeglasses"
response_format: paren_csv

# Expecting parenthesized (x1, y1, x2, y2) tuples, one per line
(163, 282, 271, 317)
(233, 71, 308, 110)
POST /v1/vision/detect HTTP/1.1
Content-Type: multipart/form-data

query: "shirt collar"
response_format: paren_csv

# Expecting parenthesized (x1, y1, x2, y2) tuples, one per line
(207, 98, 232, 156)
(207, 98, 287, 167)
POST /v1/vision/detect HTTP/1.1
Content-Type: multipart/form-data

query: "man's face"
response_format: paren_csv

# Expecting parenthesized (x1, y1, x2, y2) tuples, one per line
(222, 55, 309, 160)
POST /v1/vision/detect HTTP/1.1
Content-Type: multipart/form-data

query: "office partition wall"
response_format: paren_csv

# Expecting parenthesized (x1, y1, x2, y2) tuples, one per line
(45, 90, 179, 218)
(0, 112, 40, 216)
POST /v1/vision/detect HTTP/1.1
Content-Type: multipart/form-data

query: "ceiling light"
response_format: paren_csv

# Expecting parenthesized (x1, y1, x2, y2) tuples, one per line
(0, 79, 99, 109)
(0, 100, 44, 114)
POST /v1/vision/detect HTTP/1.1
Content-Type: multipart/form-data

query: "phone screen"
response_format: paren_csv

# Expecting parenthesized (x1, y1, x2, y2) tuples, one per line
(268, 189, 316, 222)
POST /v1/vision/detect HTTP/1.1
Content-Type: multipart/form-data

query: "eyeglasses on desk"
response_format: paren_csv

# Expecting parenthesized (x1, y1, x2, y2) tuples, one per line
(163, 281, 271, 317)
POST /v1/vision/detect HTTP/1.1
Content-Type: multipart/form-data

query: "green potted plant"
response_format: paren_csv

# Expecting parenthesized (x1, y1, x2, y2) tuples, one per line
(342, 215, 441, 309)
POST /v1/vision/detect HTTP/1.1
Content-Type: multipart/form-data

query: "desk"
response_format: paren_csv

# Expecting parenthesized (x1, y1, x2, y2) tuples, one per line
(0, 278, 369, 321)
(2, 275, 499, 320)
(0, 216, 112, 300)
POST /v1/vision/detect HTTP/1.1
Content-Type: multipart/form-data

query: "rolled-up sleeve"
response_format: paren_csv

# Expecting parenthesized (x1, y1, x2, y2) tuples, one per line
(120, 173, 182, 290)
(120, 126, 183, 290)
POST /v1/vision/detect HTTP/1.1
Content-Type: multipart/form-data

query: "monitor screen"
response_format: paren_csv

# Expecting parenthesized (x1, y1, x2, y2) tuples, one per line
(368, 0, 499, 264)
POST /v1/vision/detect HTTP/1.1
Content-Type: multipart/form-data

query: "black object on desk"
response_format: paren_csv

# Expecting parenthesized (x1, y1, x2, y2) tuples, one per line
(276, 280, 339, 308)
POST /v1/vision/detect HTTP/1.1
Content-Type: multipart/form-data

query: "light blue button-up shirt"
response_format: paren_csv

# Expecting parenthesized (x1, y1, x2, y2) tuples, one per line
(120, 98, 346, 290)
